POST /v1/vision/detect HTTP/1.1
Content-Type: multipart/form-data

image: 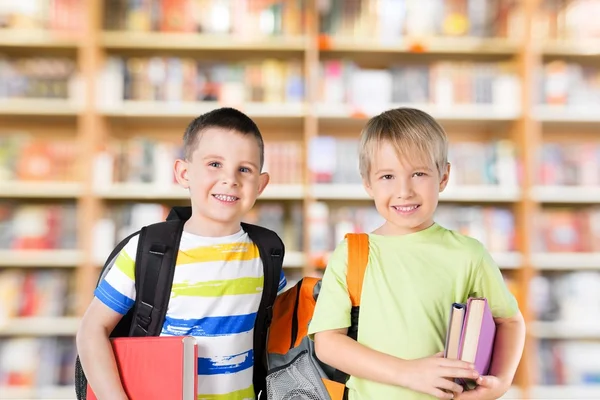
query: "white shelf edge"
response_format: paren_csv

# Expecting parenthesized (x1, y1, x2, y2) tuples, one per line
(311, 184, 520, 202)
(0, 98, 80, 116)
(101, 31, 307, 50)
(95, 183, 304, 200)
(491, 252, 522, 269)
(531, 186, 600, 203)
(532, 253, 600, 270)
(0, 250, 83, 267)
(283, 251, 305, 268)
(0, 317, 80, 336)
(321, 36, 520, 54)
(100, 101, 306, 118)
(317, 103, 521, 121)
(531, 321, 600, 339)
(530, 385, 600, 399)
(0, 386, 75, 400)
(535, 105, 600, 123)
(0, 182, 82, 199)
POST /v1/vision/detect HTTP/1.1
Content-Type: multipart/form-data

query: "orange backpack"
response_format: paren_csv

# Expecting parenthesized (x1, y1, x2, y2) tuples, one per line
(265, 233, 369, 400)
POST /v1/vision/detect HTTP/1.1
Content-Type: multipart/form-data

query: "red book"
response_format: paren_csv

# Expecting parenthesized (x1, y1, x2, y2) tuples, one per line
(87, 336, 197, 400)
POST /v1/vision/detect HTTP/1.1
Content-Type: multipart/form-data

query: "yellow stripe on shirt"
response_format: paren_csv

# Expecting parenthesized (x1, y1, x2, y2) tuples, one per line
(115, 250, 135, 281)
(171, 277, 264, 298)
(198, 384, 255, 400)
(177, 242, 259, 265)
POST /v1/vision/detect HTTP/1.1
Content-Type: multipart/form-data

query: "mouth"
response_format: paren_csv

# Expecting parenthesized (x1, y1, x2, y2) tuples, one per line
(212, 194, 239, 203)
(392, 204, 420, 213)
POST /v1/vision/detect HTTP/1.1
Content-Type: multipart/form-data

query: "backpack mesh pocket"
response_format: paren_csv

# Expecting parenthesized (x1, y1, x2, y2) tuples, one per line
(266, 350, 329, 400)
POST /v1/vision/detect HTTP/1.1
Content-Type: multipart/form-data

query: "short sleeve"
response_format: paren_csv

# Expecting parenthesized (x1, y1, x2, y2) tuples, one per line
(94, 234, 139, 315)
(470, 246, 519, 319)
(277, 269, 287, 294)
(308, 239, 352, 337)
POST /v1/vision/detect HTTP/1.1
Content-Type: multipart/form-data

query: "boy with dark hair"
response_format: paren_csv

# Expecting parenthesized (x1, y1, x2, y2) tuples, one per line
(77, 107, 286, 399)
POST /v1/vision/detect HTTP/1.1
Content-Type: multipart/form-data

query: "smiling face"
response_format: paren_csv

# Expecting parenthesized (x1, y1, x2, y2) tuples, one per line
(364, 140, 450, 236)
(174, 127, 269, 236)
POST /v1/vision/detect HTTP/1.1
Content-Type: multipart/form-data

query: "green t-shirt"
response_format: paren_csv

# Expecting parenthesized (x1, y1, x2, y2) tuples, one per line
(307, 222, 519, 400)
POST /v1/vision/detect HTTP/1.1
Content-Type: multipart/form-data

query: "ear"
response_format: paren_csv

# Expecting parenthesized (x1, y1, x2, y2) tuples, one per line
(174, 158, 190, 189)
(362, 176, 374, 199)
(257, 172, 270, 195)
(439, 162, 451, 192)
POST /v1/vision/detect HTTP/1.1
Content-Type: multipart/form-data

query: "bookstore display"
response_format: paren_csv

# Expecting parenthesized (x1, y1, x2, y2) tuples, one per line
(1, 0, 600, 399)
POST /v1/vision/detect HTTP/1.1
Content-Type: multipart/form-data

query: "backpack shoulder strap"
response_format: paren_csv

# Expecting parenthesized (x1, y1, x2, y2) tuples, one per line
(345, 233, 369, 309)
(130, 218, 186, 336)
(241, 222, 284, 396)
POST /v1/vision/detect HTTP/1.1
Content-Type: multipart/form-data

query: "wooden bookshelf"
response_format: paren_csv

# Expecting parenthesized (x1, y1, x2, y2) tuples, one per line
(1, 0, 600, 397)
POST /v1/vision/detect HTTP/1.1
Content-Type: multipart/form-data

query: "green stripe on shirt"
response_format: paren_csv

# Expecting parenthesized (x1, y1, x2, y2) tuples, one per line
(172, 277, 264, 298)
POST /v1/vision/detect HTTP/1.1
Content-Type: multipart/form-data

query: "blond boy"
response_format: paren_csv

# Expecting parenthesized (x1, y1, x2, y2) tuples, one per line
(309, 108, 526, 400)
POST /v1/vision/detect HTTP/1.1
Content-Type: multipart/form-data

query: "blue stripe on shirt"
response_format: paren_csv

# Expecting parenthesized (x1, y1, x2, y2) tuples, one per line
(94, 280, 134, 315)
(197, 349, 254, 375)
(278, 269, 287, 293)
(161, 313, 257, 337)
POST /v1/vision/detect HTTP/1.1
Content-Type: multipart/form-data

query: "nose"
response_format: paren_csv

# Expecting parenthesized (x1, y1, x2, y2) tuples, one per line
(397, 177, 414, 199)
(220, 168, 239, 187)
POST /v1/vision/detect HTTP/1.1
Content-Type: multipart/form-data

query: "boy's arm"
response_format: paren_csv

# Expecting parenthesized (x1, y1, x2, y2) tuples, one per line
(315, 328, 478, 399)
(76, 298, 129, 400)
(310, 240, 478, 399)
(76, 237, 139, 400)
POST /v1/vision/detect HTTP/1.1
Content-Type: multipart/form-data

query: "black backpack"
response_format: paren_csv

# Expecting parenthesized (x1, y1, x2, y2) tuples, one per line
(75, 206, 284, 399)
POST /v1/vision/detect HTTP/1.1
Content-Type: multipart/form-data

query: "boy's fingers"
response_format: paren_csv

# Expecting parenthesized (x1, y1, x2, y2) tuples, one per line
(440, 359, 476, 370)
(437, 378, 463, 394)
(441, 367, 479, 380)
(431, 388, 455, 400)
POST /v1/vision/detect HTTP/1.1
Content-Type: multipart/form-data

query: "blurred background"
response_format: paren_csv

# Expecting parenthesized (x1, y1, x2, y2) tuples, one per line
(0, 0, 599, 399)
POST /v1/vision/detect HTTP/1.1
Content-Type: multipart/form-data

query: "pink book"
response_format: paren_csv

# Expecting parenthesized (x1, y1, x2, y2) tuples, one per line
(456, 297, 496, 389)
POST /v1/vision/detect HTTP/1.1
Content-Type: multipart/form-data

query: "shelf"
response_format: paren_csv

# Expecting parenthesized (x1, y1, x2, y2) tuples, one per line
(530, 385, 600, 399)
(284, 251, 305, 268)
(492, 252, 522, 269)
(0, 250, 83, 267)
(0, 317, 80, 336)
(101, 100, 306, 120)
(532, 253, 600, 270)
(531, 321, 600, 339)
(0, 29, 80, 49)
(96, 183, 304, 200)
(0, 182, 82, 199)
(310, 184, 520, 202)
(0, 386, 75, 400)
(0, 98, 80, 116)
(535, 105, 600, 123)
(320, 36, 519, 55)
(543, 39, 600, 57)
(317, 103, 521, 122)
(531, 186, 600, 203)
(101, 31, 307, 51)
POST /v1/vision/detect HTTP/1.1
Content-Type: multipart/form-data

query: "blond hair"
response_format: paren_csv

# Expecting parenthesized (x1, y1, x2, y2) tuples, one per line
(358, 108, 448, 179)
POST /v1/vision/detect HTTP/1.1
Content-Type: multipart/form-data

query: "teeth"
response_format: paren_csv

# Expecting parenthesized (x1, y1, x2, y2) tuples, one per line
(395, 205, 418, 211)
(214, 194, 237, 202)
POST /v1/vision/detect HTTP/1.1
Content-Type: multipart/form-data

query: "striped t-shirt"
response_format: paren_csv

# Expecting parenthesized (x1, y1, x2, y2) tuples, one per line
(94, 228, 287, 400)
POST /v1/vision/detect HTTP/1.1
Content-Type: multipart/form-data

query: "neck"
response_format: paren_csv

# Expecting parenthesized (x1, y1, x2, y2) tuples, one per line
(183, 212, 242, 237)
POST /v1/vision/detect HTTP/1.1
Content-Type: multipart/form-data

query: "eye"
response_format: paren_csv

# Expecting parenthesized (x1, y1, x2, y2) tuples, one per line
(208, 161, 221, 168)
(380, 174, 393, 180)
(413, 172, 427, 177)
(239, 166, 252, 173)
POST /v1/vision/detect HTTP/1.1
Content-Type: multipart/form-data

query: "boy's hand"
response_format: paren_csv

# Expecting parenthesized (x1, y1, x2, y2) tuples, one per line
(398, 352, 480, 399)
(454, 375, 508, 400)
